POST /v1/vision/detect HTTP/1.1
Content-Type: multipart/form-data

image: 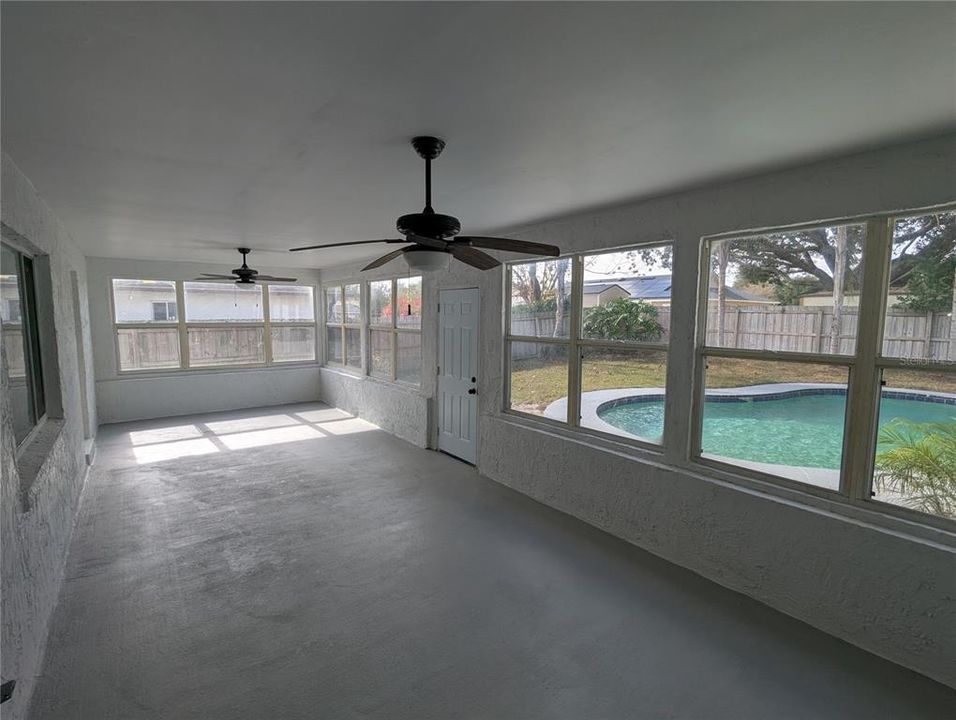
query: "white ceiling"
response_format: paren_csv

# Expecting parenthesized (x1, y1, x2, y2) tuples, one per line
(2, 2, 955, 269)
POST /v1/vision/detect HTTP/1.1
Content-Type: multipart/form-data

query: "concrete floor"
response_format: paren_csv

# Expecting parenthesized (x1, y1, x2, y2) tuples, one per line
(29, 403, 956, 719)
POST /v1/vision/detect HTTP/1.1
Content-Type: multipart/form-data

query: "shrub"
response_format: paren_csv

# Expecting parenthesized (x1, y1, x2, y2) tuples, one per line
(582, 299, 664, 342)
(874, 419, 956, 518)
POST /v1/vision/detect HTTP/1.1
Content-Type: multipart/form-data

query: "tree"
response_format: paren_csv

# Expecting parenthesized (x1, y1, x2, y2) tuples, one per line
(894, 256, 956, 312)
(582, 299, 664, 342)
(829, 225, 848, 353)
(874, 420, 956, 518)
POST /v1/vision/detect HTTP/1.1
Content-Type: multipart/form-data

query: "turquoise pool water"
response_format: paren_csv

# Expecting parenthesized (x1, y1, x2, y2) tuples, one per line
(598, 392, 956, 469)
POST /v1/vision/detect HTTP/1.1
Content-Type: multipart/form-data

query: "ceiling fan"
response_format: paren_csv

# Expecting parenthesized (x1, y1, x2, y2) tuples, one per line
(289, 136, 561, 271)
(194, 248, 297, 285)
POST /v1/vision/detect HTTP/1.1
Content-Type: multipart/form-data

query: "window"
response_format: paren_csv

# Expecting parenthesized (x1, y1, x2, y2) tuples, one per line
(505, 244, 673, 446)
(324, 283, 362, 369)
(2, 243, 46, 444)
(269, 285, 315, 363)
(870, 211, 956, 521)
(696, 207, 956, 524)
(365, 276, 422, 384)
(111, 279, 317, 371)
(697, 222, 866, 489)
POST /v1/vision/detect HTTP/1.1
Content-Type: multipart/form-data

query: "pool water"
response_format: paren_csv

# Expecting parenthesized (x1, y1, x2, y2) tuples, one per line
(598, 393, 956, 469)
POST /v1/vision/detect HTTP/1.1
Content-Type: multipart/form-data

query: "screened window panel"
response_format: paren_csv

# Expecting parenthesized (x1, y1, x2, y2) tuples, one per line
(369, 280, 392, 326)
(271, 326, 316, 363)
(117, 328, 181, 371)
(509, 259, 572, 338)
(326, 326, 343, 364)
(880, 211, 955, 362)
(396, 332, 421, 384)
(369, 329, 393, 378)
(112, 279, 178, 323)
(269, 285, 314, 322)
(397, 276, 422, 329)
(188, 327, 265, 366)
(580, 348, 667, 443)
(344, 284, 362, 324)
(345, 327, 362, 368)
(704, 224, 866, 355)
(581, 245, 672, 343)
(508, 341, 569, 420)
(184, 282, 263, 322)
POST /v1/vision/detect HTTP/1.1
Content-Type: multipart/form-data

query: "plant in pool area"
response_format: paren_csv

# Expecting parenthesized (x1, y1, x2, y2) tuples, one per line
(582, 299, 663, 342)
(874, 419, 956, 518)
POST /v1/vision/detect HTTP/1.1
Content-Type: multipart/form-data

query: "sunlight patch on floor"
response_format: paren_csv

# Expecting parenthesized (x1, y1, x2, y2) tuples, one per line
(128, 425, 203, 446)
(133, 438, 219, 464)
(217, 424, 325, 450)
(204, 414, 301, 435)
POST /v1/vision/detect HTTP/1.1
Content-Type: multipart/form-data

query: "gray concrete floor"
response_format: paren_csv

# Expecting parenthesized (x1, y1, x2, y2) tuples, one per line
(30, 403, 956, 719)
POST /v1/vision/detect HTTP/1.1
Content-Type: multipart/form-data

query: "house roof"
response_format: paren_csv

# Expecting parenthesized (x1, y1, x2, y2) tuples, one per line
(582, 283, 627, 295)
(584, 275, 773, 303)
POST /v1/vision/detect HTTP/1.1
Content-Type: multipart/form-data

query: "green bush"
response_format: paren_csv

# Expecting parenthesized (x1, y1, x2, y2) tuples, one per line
(874, 419, 956, 518)
(582, 299, 664, 341)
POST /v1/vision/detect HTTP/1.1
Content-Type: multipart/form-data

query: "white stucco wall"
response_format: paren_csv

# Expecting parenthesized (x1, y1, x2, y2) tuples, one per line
(1, 151, 97, 719)
(316, 133, 956, 688)
(86, 257, 322, 424)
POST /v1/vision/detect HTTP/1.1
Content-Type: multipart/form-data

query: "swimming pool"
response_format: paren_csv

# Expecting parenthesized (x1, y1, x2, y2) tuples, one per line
(597, 388, 956, 469)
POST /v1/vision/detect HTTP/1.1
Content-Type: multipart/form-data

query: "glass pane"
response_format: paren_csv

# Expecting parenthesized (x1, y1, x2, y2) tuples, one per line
(580, 347, 667, 443)
(397, 276, 422, 329)
(882, 211, 955, 362)
(369, 280, 392, 326)
(345, 327, 362, 368)
(370, 329, 393, 378)
(271, 326, 316, 363)
(187, 327, 264, 366)
(112, 279, 178, 323)
(872, 368, 956, 519)
(269, 285, 314, 322)
(508, 341, 569, 420)
(397, 332, 421, 384)
(117, 327, 181, 371)
(326, 326, 343, 364)
(700, 357, 849, 490)
(704, 223, 866, 355)
(325, 287, 343, 323)
(582, 245, 672, 343)
(184, 282, 262, 322)
(509, 258, 572, 338)
(2, 244, 36, 443)
(344, 284, 362, 324)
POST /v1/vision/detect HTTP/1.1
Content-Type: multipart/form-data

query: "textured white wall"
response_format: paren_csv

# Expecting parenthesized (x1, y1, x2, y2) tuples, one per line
(1, 151, 97, 719)
(319, 134, 956, 688)
(86, 256, 322, 424)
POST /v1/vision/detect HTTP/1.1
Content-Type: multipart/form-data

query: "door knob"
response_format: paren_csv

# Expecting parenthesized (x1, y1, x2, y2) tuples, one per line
(467, 388, 477, 395)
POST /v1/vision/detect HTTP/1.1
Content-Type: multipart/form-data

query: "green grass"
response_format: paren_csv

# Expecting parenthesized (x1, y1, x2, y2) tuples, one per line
(509, 353, 955, 415)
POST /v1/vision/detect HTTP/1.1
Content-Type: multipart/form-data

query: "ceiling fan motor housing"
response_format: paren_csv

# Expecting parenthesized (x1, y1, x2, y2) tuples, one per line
(396, 212, 461, 240)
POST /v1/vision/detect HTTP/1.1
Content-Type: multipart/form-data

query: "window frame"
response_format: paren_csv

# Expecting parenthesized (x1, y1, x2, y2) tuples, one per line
(109, 278, 318, 374)
(363, 276, 423, 387)
(323, 282, 363, 371)
(691, 204, 956, 531)
(2, 243, 47, 446)
(504, 242, 674, 453)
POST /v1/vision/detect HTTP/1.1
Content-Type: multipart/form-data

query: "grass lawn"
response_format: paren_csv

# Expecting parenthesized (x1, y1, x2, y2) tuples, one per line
(510, 353, 956, 415)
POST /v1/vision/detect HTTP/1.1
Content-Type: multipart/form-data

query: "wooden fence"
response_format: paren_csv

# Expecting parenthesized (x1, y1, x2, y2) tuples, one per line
(510, 307, 954, 360)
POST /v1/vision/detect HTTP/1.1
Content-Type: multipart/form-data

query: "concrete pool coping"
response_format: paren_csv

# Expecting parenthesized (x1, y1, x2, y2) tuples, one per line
(543, 383, 956, 491)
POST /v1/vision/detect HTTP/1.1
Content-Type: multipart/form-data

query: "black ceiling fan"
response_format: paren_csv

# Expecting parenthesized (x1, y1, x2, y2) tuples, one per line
(194, 248, 297, 285)
(289, 136, 560, 271)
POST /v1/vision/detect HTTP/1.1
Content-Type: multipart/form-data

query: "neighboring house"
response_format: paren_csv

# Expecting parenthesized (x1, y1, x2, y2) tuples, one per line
(585, 274, 774, 307)
(798, 289, 908, 308)
(582, 282, 630, 308)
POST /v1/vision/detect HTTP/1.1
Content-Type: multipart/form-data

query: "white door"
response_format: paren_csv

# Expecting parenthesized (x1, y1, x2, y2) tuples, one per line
(438, 288, 480, 464)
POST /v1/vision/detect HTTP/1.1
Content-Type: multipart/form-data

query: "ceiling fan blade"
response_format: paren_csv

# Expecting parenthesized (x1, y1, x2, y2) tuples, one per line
(449, 245, 501, 270)
(255, 275, 298, 282)
(195, 273, 238, 280)
(404, 233, 449, 250)
(362, 248, 408, 271)
(456, 236, 560, 257)
(289, 239, 408, 252)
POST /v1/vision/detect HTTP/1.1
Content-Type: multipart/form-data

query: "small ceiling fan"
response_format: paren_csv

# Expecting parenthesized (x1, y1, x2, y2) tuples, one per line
(289, 136, 560, 271)
(194, 248, 297, 285)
